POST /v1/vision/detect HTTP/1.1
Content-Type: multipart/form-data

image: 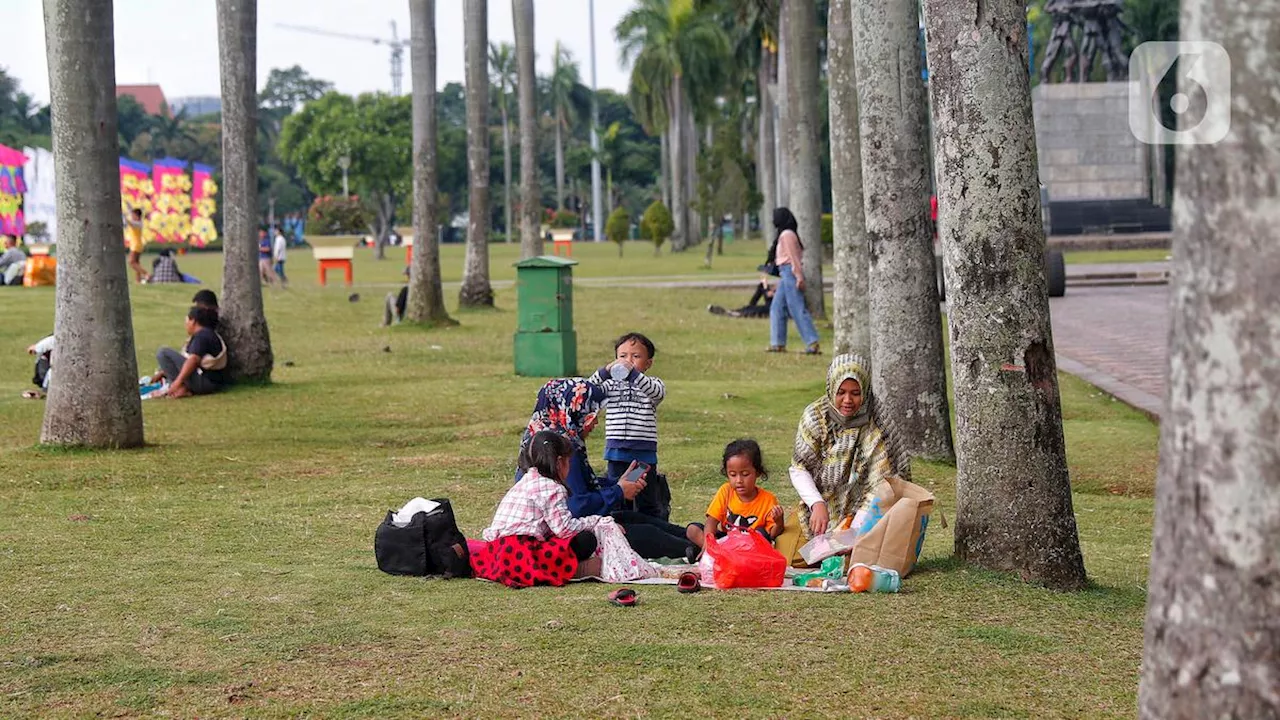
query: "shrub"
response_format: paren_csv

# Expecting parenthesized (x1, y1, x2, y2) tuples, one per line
(640, 201, 673, 254)
(306, 195, 372, 236)
(550, 210, 579, 229)
(605, 207, 631, 256)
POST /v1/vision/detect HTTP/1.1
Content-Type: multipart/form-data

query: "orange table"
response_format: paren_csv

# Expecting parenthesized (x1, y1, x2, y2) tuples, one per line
(550, 229, 574, 257)
(313, 246, 355, 287)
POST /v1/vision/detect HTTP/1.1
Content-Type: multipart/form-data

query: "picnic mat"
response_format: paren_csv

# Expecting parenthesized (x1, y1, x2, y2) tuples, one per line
(573, 562, 853, 593)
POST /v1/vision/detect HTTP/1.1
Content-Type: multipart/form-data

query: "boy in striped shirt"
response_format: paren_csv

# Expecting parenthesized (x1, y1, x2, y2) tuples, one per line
(589, 332, 666, 516)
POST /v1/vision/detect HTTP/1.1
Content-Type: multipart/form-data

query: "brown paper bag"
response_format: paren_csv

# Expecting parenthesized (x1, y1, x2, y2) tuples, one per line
(849, 476, 934, 577)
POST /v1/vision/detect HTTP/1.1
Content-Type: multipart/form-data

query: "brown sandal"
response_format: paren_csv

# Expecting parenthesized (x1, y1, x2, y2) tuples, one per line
(766, 346, 786, 353)
(804, 343, 822, 355)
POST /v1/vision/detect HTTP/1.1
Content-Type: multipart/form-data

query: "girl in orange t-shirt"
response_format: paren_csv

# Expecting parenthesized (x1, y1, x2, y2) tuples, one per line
(704, 439, 785, 543)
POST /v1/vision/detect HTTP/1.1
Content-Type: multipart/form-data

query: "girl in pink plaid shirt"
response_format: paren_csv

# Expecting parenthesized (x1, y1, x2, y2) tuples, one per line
(471, 431, 605, 587)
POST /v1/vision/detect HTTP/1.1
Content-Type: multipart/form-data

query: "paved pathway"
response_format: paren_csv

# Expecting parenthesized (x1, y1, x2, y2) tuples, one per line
(1050, 284, 1170, 419)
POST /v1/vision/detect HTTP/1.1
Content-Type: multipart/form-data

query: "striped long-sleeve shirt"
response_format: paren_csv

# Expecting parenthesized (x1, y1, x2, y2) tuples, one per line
(588, 365, 665, 457)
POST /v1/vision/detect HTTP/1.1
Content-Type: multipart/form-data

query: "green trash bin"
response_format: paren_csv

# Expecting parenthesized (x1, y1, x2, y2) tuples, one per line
(513, 255, 578, 377)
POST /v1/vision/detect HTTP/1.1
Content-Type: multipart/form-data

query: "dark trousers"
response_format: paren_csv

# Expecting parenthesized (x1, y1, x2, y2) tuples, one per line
(156, 348, 221, 395)
(569, 531, 598, 561)
(606, 460, 668, 519)
(612, 510, 693, 560)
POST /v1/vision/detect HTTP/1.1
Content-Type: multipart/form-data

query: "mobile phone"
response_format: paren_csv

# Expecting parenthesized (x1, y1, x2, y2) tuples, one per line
(621, 463, 650, 483)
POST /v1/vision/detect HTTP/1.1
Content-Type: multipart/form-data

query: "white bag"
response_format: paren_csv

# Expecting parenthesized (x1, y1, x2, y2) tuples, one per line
(594, 518, 658, 582)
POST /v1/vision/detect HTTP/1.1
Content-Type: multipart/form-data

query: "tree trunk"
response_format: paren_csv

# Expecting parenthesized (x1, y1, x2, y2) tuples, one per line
(659, 128, 670, 210)
(757, 50, 776, 247)
(554, 109, 565, 211)
(39, 0, 144, 448)
(704, 122, 714, 241)
(502, 104, 513, 242)
(458, 0, 493, 308)
(216, 0, 273, 383)
(669, 84, 687, 251)
(1138, 1, 1280, 713)
(923, 0, 1085, 588)
(776, 7, 791, 208)
(406, 0, 453, 325)
(513, 0, 542, 258)
(685, 108, 698, 246)
(783, 0, 825, 319)
(827, 0, 870, 360)
(856, 0, 951, 460)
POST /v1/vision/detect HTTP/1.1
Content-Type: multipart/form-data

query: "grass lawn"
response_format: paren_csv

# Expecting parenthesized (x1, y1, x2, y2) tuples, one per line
(1062, 248, 1171, 265)
(0, 244, 1157, 718)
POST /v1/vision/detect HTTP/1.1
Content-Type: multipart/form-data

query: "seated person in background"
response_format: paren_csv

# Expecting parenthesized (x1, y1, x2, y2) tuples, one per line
(192, 289, 218, 310)
(708, 275, 774, 318)
(382, 285, 409, 326)
(1, 236, 27, 286)
(24, 334, 55, 399)
(152, 305, 228, 398)
(149, 249, 183, 283)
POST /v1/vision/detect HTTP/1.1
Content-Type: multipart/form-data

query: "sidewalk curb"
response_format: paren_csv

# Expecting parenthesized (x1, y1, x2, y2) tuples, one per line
(1055, 354, 1163, 422)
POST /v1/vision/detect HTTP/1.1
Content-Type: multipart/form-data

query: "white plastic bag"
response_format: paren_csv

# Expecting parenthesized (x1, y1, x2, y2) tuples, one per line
(797, 526, 860, 565)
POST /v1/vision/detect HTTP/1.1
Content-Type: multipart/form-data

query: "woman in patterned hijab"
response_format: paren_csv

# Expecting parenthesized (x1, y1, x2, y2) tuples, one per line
(518, 377, 606, 461)
(790, 354, 907, 538)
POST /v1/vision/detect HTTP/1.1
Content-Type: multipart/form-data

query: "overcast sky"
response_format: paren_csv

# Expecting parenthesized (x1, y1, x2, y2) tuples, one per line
(2, 0, 636, 104)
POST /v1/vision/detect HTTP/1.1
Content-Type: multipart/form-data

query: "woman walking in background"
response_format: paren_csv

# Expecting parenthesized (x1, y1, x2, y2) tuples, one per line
(767, 207, 821, 354)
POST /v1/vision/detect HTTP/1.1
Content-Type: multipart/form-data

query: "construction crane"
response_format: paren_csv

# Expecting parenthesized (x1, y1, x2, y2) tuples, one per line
(277, 21, 407, 96)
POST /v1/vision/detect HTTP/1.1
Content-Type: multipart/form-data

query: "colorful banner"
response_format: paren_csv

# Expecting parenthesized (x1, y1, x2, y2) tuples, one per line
(190, 163, 218, 247)
(22, 146, 56, 243)
(119, 157, 155, 243)
(0, 144, 28, 237)
(150, 157, 191, 243)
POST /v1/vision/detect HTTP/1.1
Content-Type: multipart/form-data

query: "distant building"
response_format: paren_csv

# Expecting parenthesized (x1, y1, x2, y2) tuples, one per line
(170, 96, 222, 117)
(116, 84, 170, 116)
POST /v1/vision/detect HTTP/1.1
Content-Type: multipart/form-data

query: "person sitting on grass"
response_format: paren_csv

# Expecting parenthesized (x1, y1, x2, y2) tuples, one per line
(23, 334, 55, 399)
(697, 439, 784, 550)
(517, 378, 702, 561)
(192, 289, 218, 310)
(471, 430, 606, 588)
(151, 305, 228, 398)
(1, 236, 27, 286)
(708, 275, 774, 318)
(382, 285, 408, 326)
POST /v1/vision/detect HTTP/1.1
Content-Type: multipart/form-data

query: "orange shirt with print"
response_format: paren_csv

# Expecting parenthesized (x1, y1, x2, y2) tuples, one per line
(706, 483, 782, 537)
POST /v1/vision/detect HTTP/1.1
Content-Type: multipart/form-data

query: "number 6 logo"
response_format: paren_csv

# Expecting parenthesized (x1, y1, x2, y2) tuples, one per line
(1128, 41, 1231, 145)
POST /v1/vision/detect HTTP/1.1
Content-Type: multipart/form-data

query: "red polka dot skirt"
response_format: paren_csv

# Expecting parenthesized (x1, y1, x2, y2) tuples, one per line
(469, 534, 578, 588)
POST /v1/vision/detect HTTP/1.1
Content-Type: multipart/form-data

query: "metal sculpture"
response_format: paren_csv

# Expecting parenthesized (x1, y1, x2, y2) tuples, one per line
(1039, 0, 1131, 82)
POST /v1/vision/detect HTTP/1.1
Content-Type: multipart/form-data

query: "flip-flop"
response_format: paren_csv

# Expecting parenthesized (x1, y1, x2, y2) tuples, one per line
(677, 572, 701, 594)
(608, 588, 638, 607)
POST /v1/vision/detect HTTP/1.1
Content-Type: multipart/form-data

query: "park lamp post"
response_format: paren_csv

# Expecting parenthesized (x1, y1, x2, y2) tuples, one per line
(338, 154, 351, 198)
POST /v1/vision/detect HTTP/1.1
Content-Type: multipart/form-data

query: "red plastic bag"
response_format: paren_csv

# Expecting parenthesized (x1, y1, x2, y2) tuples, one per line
(705, 529, 787, 589)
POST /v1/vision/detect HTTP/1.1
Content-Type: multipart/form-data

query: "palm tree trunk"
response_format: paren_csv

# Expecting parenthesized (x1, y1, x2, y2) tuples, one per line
(659, 129, 670, 210)
(776, 7, 791, 208)
(923, 0, 1085, 589)
(513, 0, 542, 258)
(757, 50, 776, 246)
(827, 0, 869, 360)
(39, 0, 144, 448)
(216, 0, 273, 383)
(554, 109, 565, 211)
(502, 103, 513, 242)
(406, 0, 453, 325)
(782, 0, 824, 319)
(459, 0, 493, 308)
(855, 0, 951, 460)
(685, 109, 698, 245)
(669, 84, 687, 251)
(1139, 0, 1279, 712)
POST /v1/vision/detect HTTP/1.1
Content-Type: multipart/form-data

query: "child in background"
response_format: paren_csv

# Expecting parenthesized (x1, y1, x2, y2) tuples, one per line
(588, 332, 666, 516)
(703, 439, 784, 543)
(125, 208, 149, 284)
(471, 430, 606, 588)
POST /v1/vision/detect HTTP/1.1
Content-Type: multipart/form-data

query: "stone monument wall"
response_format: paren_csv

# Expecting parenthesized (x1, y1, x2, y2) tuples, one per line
(1032, 81, 1147, 201)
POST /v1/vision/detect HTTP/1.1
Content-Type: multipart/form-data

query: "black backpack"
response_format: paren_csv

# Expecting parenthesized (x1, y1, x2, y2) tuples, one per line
(374, 498, 471, 578)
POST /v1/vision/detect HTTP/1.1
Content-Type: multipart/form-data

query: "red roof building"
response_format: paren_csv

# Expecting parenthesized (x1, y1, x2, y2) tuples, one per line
(115, 84, 169, 116)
